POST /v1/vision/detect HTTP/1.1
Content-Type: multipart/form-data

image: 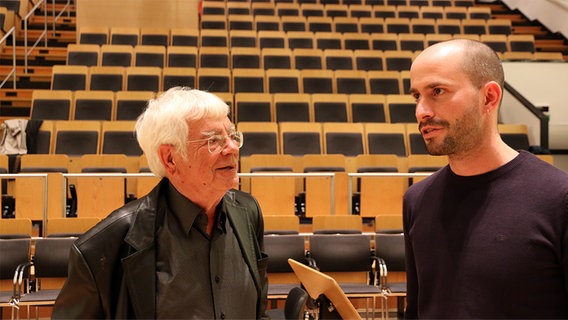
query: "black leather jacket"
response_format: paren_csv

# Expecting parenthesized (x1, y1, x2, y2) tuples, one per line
(52, 179, 268, 319)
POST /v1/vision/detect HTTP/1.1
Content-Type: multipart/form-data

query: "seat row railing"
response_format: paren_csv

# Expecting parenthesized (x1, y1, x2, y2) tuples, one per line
(0, 171, 436, 237)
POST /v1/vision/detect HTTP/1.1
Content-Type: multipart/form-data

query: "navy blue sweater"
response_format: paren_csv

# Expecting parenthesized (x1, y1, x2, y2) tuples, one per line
(404, 151, 568, 318)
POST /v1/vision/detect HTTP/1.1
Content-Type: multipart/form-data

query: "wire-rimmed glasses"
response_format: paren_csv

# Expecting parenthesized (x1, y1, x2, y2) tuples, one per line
(188, 131, 244, 153)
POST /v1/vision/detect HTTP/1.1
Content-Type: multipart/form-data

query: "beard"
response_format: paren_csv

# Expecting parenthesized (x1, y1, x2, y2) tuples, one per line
(420, 104, 483, 156)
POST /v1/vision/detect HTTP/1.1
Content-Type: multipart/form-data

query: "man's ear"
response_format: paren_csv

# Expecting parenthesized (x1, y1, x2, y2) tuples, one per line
(158, 144, 176, 175)
(483, 81, 502, 113)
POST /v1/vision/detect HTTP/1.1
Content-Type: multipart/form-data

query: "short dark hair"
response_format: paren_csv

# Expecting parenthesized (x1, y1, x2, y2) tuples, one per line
(459, 39, 505, 90)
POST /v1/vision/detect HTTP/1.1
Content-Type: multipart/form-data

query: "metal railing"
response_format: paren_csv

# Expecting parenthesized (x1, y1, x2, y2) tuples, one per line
(1, 171, 437, 236)
(0, 26, 17, 89)
(51, 0, 71, 36)
(23, 0, 47, 73)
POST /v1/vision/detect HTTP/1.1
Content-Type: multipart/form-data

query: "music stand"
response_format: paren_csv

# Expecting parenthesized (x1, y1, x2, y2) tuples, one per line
(288, 258, 362, 320)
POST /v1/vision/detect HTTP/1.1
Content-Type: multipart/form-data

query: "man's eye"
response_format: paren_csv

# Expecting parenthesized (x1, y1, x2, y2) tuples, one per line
(209, 135, 223, 144)
(433, 88, 444, 96)
(230, 133, 241, 142)
(412, 93, 420, 102)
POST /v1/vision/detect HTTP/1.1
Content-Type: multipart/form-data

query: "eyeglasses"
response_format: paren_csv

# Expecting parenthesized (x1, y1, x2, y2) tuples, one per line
(188, 131, 244, 153)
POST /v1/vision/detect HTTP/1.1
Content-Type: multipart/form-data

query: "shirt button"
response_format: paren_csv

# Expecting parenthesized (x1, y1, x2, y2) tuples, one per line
(215, 275, 221, 283)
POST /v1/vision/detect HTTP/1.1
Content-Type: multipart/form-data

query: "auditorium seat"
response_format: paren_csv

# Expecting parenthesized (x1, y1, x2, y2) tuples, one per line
(134, 45, 166, 68)
(53, 120, 102, 156)
(266, 69, 301, 94)
(307, 16, 333, 33)
(342, 33, 370, 50)
(323, 122, 366, 156)
(397, 5, 420, 19)
(273, 93, 312, 122)
(480, 34, 508, 53)
(314, 31, 343, 50)
(350, 94, 387, 123)
(228, 14, 254, 31)
(89, 66, 125, 91)
(75, 154, 131, 218)
(230, 30, 257, 48)
(125, 66, 161, 92)
(276, 2, 300, 17)
(140, 27, 170, 46)
(436, 18, 462, 35)
(410, 18, 436, 34)
(231, 68, 266, 93)
(462, 19, 487, 35)
(467, 6, 491, 20)
(356, 154, 407, 217)
(368, 70, 402, 95)
(281, 15, 307, 32)
(262, 48, 293, 69)
(66, 44, 100, 67)
(335, 69, 368, 94)
(30, 90, 73, 120)
(199, 46, 230, 68)
(443, 6, 467, 19)
(365, 123, 408, 156)
(301, 154, 348, 217)
(384, 50, 414, 71)
(280, 122, 323, 155)
(255, 15, 281, 31)
(252, 2, 276, 17)
(73, 90, 114, 121)
(293, 48, 323, 70)
(227, 1, 250, 15)
(166, 46, 197, 68)
(405, 123, 428, 155)
(386, 94, 417, 123)
(419, 6, 444, 19)
(324, 49, 354, 70)
(110, 27, 139, 46)
(231, 47, 261, 69)
(487, 18, 512, 35)
(162, 67, 196, 91)
(200, 29, 228, 47)
(234, 93, 273, 122)
(101, 120, 143, 156)
(349, 4, 372, 18)
(287, 31, 315, 49)
(373, 5, 396, 18)
(334, 16, 360, 34)
(200, 15, 227, 30)
(115, 91, 154, 120)
(301, 69, 334, 94)
(300, 3, 324, 18)
(237, 121, 279, 156)
(51, 65, 89, 91)
(354, 50, 384, 71)
(508, 34, 535, 52)
(201, 1, 225, 16)
(258, 30, 287, 49)
(77, 26, 108, 45)
(370, 33, 399, 51)
(312, 93, 350, 122)
(170, 28, 199, 46)
(385, 17, 411, 34)
(359, 17, 385, 33)
(197, 67, 231, 93)
(100, 44, 133, 67)
(325, 4, 350, 18)
(398, 33, 426, 51)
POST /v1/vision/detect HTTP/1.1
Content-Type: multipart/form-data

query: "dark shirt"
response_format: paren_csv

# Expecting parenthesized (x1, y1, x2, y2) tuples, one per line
(156, 183, 257, 319)
(403, 151, 568, 319)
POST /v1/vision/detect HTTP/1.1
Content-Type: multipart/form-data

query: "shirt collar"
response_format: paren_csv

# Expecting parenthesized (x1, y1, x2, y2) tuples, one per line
(166, 181, 227, 234)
